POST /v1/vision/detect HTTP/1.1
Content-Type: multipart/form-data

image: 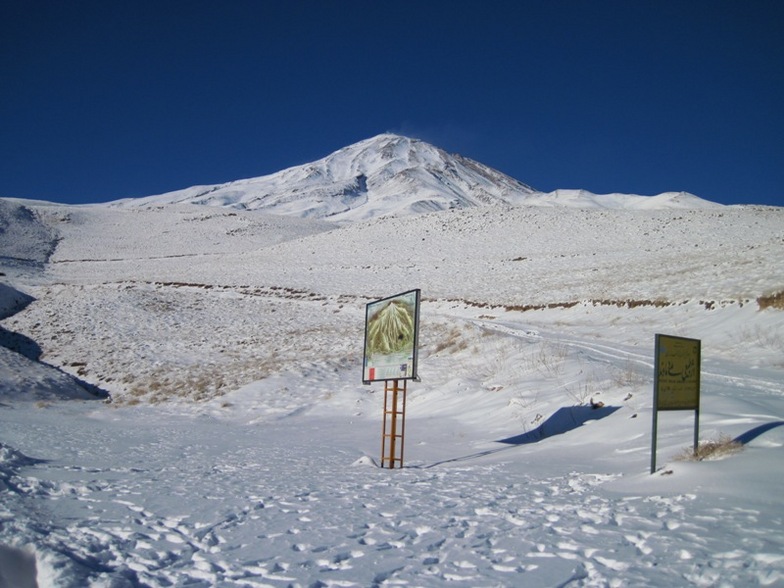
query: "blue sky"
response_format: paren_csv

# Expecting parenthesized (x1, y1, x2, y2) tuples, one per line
(2, 1, 782, 206)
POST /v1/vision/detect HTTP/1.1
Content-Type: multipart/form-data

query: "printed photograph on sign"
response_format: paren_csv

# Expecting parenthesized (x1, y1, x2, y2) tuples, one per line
(362, 289, 420, 383)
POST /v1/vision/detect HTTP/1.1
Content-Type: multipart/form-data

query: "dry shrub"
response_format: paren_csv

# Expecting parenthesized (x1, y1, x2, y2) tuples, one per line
(758, 290, 784, 311)
(432, 326, 468, 354)
(675, 434, 743, 462)
(611, 359, 648, 388)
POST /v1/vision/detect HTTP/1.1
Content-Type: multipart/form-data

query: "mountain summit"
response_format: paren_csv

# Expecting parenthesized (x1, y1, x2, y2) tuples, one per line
(112, 134, 538, 221)
(113, 134, 719, 220)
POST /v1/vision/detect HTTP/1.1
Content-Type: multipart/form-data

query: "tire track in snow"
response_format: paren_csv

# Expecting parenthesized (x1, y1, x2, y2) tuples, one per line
(471, 315, 783, 401)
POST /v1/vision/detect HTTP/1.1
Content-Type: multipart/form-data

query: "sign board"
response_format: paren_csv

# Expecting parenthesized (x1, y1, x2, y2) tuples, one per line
(651, 333, 701, 474)
(654, 334, 701, 410)
(362, 289, 420, 384)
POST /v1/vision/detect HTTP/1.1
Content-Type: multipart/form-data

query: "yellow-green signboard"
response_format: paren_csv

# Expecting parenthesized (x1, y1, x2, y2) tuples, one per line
(651, 333, 701, 474)
(654, 334, 701, 410)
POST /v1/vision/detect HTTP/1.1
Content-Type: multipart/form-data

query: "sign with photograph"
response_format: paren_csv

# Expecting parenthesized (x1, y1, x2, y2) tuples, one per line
(362, 289, 420, 384)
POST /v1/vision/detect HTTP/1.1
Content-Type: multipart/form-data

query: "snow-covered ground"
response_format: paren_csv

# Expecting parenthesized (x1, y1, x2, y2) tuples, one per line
(1, 190, 783, 586)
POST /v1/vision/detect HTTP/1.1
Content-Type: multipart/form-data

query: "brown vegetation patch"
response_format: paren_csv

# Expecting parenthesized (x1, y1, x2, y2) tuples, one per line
(432, 297, 758, 313)
(675, 434, 743, 462)
(758, 290, 784, 311)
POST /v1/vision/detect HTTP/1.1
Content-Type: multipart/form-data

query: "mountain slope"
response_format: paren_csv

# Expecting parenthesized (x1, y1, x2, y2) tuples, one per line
(527, 189, 721, 210)
(0, 199, 58, 268)
(1, 195, 782, 586)
(5, 199, 778, 406)
(111, 134, 538, 221)
(111, 134, 720, 221)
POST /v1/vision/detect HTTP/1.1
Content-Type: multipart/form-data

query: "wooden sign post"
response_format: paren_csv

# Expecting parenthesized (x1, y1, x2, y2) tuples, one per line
(381, 379, 407, 468)
(361, 289, 420, 470)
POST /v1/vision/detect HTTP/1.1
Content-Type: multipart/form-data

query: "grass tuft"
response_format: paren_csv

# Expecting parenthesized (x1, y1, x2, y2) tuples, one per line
(675, 434, 743, 462)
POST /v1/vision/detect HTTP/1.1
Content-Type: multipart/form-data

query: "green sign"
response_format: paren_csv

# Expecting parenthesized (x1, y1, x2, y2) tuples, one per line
(654, 334, 701, 410)
(651, 333, 701, 474)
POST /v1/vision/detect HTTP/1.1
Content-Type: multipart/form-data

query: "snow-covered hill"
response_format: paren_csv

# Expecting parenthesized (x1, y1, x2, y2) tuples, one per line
(0, 155, 782, 585)
(109, 134, 720, 221)
(0, 199, 58, 271)
(526, 188, 721, 210)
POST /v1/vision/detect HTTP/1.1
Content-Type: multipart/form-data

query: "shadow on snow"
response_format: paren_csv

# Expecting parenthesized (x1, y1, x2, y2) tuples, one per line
(732, 421, 784, 445)
(420, 405, 620, 469)
(0, 325, 110, 400)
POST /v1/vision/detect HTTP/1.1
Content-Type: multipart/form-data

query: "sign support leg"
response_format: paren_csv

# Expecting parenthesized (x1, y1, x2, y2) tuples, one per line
(381, 380, 407, 468)
(651, 406, 658, 474)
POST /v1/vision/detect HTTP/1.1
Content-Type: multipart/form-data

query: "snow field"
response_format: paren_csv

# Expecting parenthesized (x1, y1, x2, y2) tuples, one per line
(2, 377, 783, 588)
(1, 196, 783, 586)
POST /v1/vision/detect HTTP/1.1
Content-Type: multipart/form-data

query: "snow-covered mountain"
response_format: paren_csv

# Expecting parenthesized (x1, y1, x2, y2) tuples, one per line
(1, 142, 783, 586)
(110, 134, 720, 220)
